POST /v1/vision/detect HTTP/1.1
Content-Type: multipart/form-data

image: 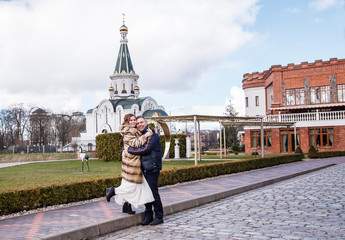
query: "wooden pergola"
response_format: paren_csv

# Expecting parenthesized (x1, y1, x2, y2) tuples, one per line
(146, 114, 295, 165)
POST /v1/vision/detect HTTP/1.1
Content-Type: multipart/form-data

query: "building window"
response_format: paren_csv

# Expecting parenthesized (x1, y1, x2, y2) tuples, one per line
(255, 96, 259, 106)
(251, 130, 271, 148)
(245, 97, 248, 108)
(310, 86, 330, 104)
(286, 88, 304, 105)
(309, 127, 333, 147)
(338, 85, 345, 102)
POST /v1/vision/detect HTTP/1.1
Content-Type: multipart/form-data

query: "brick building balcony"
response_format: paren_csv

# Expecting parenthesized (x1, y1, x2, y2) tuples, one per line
(264, 110, 345, 123)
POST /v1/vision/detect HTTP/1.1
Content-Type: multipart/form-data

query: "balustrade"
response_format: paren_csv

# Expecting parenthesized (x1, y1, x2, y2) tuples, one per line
(263, 110, 345, 122)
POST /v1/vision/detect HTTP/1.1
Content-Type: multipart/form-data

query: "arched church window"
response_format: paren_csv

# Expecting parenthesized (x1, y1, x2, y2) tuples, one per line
(123, 83, 125, 90)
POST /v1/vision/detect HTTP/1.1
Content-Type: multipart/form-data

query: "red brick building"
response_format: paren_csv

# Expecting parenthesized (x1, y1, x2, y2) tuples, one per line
(242, 58, 345, 154)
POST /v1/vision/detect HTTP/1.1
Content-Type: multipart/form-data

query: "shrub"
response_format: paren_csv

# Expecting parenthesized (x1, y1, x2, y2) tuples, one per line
(251, 151, 259, 156)
(295, 146, 304, 156)
(96, 133, 123, 161)
(240, 144, 245, 152)
(231, 145, 240, 152)
(308, 145, 318, 158)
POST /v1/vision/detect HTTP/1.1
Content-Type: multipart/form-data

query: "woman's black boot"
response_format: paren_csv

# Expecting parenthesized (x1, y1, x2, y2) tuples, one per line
(122, 202, 136, 214)
(106, 187, 115, 202)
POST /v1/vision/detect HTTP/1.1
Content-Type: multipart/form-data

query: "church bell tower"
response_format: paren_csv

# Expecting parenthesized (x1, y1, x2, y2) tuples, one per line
(109, 15, 140, 100)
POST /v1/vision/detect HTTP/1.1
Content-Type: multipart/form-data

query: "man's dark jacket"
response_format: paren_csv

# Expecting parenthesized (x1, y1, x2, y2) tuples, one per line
(127, 128, 162, 172)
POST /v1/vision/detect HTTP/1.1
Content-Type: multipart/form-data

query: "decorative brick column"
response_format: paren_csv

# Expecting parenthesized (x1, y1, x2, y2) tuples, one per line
(282, 80, 286, 106)
(304, 78, 310, 105)
(330, 75, 337, 103)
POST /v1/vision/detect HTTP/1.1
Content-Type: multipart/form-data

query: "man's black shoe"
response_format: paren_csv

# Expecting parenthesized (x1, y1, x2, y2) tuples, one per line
(105, 187, 115, 202)
(141, 216, 153, 225)
(150, 218, 164, 225)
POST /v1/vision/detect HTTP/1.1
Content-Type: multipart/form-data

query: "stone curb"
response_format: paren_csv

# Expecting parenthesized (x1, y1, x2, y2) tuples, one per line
(41, 163, 335, 240)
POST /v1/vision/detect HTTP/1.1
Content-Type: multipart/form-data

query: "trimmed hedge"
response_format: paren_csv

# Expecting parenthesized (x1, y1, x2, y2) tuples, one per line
(0, 177, 122, 215)
(158, 154, 303, 185)
(96, 133, 123, 162)
(308, 150, 345, 159)
(0, 154, 302, 215)
(96, 133, 187, 161)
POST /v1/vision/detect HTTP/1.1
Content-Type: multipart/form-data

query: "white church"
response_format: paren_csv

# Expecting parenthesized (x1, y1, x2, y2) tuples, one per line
(76, 21, 167, 151)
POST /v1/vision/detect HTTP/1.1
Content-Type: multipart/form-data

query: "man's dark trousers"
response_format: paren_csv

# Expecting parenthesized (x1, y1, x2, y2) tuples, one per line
(144, 170, 163, 219)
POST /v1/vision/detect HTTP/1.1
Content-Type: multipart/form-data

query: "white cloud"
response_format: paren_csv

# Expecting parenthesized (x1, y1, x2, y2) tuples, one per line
(165, 86, 244, 129)
(309, 0, 338, 10)
(0, 0, 259, 112)
(226, 86, 245, 116)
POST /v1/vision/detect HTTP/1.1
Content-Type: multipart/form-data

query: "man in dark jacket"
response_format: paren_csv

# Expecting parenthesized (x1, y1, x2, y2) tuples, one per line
(126, 116, 164, 225)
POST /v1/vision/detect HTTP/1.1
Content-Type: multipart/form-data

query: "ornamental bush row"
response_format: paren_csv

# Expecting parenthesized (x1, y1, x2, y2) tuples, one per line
(0, 154, 302, 215)
(96, 133, 186, 161)
(308, 150, 345, 159)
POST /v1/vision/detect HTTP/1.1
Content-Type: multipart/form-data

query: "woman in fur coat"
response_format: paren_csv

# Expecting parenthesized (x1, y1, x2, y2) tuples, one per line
(106, 114, 154, 214)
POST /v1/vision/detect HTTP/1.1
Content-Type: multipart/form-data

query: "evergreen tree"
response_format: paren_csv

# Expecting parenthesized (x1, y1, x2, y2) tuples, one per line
(224, 100, 239, 148)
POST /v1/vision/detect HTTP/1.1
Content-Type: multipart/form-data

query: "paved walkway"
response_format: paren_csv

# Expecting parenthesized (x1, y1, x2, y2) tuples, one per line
(0, 157, 344, 240)
(97, 160, 345, 240)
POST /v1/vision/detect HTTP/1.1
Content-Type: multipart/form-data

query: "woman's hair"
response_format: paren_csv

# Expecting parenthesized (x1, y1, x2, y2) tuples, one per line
(123, 114, 136, 125)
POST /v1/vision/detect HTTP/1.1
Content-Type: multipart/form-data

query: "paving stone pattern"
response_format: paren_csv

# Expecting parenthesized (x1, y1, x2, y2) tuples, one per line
(94, 164, 345, 240)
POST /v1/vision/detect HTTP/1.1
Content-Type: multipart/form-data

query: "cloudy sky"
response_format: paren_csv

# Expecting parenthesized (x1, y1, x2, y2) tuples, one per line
(1, 0, 344, 118)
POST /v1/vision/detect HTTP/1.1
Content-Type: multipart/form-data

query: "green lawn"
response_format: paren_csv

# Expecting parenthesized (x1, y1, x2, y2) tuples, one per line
(0, 159, 226, 192)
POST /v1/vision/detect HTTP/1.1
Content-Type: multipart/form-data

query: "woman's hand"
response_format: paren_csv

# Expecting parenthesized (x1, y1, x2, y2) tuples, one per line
(145, 128, 153, 138)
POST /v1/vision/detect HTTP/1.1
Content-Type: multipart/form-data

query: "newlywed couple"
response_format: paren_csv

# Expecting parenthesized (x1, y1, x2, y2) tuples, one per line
(106, 114, 164, 225)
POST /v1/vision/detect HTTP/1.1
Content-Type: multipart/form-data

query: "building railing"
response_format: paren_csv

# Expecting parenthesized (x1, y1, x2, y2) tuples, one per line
(263, 110, 345, 122)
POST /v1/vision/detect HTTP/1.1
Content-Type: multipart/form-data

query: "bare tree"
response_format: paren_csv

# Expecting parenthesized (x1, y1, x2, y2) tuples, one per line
(4, 104, 33, 148)
(28, 108, 52, 146)
(54, 114, 72, 146)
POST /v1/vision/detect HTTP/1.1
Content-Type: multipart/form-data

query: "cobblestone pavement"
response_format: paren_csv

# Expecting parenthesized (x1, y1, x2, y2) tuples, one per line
(94, 164, 345, 240)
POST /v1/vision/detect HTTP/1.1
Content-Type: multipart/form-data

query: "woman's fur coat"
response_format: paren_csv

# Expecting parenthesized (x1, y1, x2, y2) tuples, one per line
(120, 124, 147, 183)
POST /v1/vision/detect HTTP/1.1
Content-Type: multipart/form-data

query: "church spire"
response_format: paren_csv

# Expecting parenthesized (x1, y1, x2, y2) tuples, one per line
(110, 16, 139, 100)
(114, 14, 134, 74)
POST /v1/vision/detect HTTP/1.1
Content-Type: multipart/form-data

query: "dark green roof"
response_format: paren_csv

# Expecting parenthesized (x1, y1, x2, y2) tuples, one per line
(142, 109, 168, 117)
(109, 97, 149, 111)
(114, 43, 134, 73)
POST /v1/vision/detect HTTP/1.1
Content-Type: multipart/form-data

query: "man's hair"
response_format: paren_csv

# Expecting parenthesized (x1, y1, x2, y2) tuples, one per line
(136, 116, 147, 122)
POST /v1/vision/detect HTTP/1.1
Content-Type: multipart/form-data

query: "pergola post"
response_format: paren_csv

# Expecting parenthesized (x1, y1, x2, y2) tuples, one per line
(198, 120, 201, 161)
(294, 123, 297, 150)
(261, 118, 264, 157)
(223, 126, 226, 155)
(194, 115, 198, 166)
(219, 123, 222, 159)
